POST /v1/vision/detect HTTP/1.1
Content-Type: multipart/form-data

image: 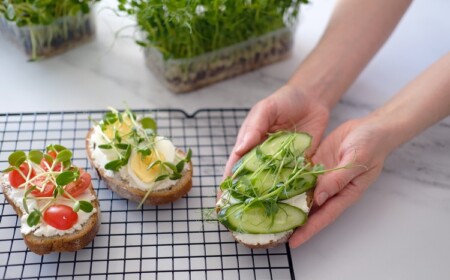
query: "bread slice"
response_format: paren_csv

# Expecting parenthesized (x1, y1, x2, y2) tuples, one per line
(86, 128, 193, 205)
(219, 189, 314, 249)
(1, 179, 100, 255)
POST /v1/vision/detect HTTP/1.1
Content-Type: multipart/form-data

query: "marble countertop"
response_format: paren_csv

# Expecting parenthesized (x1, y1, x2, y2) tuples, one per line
(1, 0, 450, 279)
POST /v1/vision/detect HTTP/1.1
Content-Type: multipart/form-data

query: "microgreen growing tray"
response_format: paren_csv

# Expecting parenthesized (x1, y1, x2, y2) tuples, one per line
(144, 27, 294, 93)
(0, 12, 95, 60)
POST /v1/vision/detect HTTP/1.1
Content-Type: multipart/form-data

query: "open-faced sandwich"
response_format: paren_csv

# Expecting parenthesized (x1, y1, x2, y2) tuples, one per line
(1, 145, 100, 255)
(217, 131, 322, 249)
(86, 108, 192, 207)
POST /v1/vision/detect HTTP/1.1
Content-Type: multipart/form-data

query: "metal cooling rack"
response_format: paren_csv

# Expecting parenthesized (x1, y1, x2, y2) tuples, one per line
(0, 109, 295, 280)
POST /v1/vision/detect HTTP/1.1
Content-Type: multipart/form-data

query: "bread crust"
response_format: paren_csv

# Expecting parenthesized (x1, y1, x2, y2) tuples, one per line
(86, 128, 193, 205)
(221, 189, 314, 249)
(2, 181, 100, 255)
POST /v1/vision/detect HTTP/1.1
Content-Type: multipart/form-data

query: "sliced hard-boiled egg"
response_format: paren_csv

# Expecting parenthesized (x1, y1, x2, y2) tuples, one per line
(127, 136, 176, 189)
(104, 113, 133, 140)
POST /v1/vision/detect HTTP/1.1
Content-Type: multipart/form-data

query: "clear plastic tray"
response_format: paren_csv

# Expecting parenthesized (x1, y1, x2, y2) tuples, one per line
(0, 12, 95, 60)
(144, 27, 294, 93)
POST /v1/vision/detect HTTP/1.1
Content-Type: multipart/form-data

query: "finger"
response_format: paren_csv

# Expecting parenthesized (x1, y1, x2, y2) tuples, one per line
(289, 183, 361, 248)
(223, 101, 274, 178)
(313, 153, 366, 206)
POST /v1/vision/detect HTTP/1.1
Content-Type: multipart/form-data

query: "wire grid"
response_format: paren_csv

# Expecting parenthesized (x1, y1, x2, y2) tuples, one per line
(0, 109, 295, 280)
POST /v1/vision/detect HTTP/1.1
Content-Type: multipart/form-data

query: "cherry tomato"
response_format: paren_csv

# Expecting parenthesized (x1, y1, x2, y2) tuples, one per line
(47, 151, 57, 159)
(43, 204, 78, 230)
(64, 170, 92, 198)
(9, 163, 36, 188)
(30, 177, 55, 197)
(40, 151, 62, 172)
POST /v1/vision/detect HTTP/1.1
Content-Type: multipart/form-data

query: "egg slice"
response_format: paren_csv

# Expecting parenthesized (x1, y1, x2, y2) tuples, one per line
(127, 136, 176, 189)
(104, 113, 133, 140)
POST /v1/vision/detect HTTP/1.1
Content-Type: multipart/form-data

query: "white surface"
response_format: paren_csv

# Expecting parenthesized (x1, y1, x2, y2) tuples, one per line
(1, 0, 450, 279)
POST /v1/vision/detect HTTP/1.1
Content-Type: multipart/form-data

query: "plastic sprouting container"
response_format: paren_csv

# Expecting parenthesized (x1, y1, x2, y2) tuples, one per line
(143, 27, 294, 93)
(0, 12, 95, 60)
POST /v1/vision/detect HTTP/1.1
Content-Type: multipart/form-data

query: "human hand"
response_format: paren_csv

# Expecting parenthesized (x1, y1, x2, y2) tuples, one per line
(224, 85, 330, 178)
(289, 118, 393, 248)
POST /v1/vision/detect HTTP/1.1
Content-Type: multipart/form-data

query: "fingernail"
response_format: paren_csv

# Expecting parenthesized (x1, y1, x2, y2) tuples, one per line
(317, 192, 329, 206)
(235, 134, 246, 153)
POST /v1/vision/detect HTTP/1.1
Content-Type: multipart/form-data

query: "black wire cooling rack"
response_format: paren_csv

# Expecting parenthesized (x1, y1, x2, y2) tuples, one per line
(0, 109, 295, 280)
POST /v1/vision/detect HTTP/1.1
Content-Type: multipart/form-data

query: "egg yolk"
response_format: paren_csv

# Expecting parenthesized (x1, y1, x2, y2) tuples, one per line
(104, 114, 133, 140)
(131, 151, 166, 183)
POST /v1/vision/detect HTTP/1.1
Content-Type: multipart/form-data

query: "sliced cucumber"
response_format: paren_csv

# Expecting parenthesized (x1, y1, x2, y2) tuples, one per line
(250, 168, 292, 195)
(239, 148, 260, 173)
(218, 202, 307, 234)
(261, 132, 312, 156)
(278, 173, 317, 200)
(239, 132, 312, 173)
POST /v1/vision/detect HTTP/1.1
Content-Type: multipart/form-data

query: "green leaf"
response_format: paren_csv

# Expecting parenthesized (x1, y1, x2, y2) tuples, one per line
(80, 2, 90, 14)
(47, 144, 67, 153)
(1, 167, 15, 173)
(155, 174, 169, 182)
(8, 151, 26, 167)
(138, 148, 151, 159)
(28, 150, 43, 164)
(27, 209, 42, 227)
(56, 171, 78, 186)
(140, 117, 157, 131)
(98, 144, 112, 149)
(220, 177, 233, 190)
(170, 173, 182, 180)
(135, 40, 148, 47)
(104, 112, 118, 124)
(56, 150, 72, 163)
(176, 160, 185, 173)
(115, 130, 122, 143)
(43, 154, 54, 164)
(115, 143, 129, 150)
(79, 201, 94, 213)
(185, 148, 192, 162)
(104, 159, 123, 172)
(163, 162, 178, 173)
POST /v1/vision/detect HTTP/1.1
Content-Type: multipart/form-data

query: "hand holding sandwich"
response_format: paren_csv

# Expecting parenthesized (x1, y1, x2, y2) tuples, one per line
(224, 0, 450, 248)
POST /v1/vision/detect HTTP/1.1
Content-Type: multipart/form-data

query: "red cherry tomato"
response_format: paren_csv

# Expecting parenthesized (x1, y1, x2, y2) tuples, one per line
(64, 171, 92, 198)
(31, 177, 55, 197)
(40, 152, 62, 172)
(47, 151, 57, 159)
(9, 163, 36, 188)
(43, 204, 78, 230)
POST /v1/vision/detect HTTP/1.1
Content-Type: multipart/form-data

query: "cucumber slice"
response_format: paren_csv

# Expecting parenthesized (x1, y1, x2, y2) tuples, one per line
(239, 132, 312, 172)
(261, 132, 312, 156)
(218, 202, 307, 234)
(278, 173, 317, 200)
(239, 148, 260, 173)
(251, 168, 292, 195)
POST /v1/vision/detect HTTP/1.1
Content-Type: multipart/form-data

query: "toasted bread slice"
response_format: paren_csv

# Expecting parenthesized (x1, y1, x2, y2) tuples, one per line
(2, 180, 100, 255)
(218, 190, 314, 249)
(86, 128, 193, 205)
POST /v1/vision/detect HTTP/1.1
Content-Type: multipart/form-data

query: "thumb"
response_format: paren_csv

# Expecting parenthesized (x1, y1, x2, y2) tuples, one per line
(313, 153, 366, 206)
